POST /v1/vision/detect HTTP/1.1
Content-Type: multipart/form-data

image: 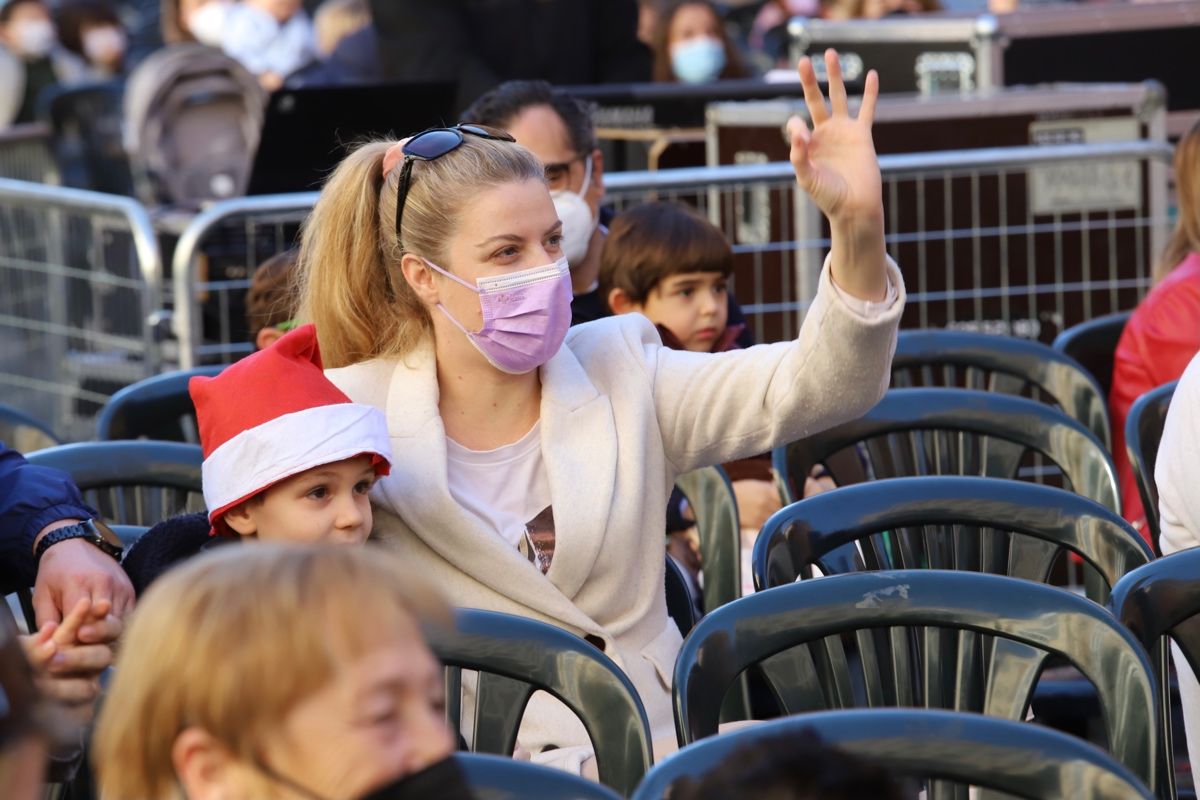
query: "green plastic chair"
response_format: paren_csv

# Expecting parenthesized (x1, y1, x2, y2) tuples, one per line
(1052, 311, 1131, 399)
(753, 476, 1151, 603)
(1110, 548, 1200, 800)
(672, 570, 1159, 795)
(632, 708, 1153, 800)
(674, 465, 741, 614)
(893, 328, 1110, 449)
(458, 752, 622, 799)
(771, 389, 1118, 516)
(25, 441, 204, 525)
(95, 365, 224, 441)
(0, 402, 60, 454)
(428, 608, 653, 797)
(1126, 380, 1177, 554)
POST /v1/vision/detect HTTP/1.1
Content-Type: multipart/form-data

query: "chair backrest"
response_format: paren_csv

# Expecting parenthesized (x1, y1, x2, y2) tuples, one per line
(95, 366, 224, 442)
(632, 708, 1153, 800)
(674, 570, 1158, 792)
(674, 465, 741, 613)
(772, 388, 1118, 514)
(1126, 380, 1177, 550)
(753, 477, 1152, 603)
(458, 752, 622, 800)
(25, 441, 204, 525)
(1111, 548, 1200, 800)
(1052, 311, 1131, 399)
(894, 328, 1110, 448)
(0, 403, 60, 453)
(428, 608, 653, 796)
(664, 555, 698, 637)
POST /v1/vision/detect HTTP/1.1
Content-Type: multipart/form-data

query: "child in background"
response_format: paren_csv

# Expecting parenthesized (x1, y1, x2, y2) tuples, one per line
(245, 248, 299, 351)
(188, 0, 316, 90)
(120, 323, 392, 595)
(600, 201, 784, 588)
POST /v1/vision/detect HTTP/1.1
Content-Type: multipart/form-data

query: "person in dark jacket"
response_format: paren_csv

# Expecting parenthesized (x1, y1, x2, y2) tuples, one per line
(0, 442, 132, 716)
(316, 0, 651, 111)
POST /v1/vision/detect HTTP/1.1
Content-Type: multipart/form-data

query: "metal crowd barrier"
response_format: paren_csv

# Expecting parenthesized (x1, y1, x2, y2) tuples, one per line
(168, 139, 1172, 367)
(0, 178, 161, 440)
(0, 124, 60, 186)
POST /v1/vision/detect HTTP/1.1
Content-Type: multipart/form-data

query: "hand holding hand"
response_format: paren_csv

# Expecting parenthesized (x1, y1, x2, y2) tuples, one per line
(33, 536, 134, 639)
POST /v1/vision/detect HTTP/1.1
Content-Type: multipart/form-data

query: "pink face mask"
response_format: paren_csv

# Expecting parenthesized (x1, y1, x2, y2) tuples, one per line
(424, 257, 572, 374)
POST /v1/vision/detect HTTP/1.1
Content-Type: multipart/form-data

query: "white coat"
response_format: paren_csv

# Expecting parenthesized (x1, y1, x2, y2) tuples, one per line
(327, 259, 906, 754)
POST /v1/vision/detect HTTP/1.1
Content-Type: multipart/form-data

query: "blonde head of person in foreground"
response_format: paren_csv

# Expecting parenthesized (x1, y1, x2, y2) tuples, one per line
(93, 543, 466, 800)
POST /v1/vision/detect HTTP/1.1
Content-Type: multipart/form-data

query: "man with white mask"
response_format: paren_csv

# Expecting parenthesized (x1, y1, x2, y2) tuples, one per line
(462, 79, 754, 339)
(0, 0, 86, 127)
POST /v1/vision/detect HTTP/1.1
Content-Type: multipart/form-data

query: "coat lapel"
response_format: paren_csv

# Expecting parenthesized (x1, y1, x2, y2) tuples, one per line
(374, 342, 601, 634)
(538, 344, 618, 602)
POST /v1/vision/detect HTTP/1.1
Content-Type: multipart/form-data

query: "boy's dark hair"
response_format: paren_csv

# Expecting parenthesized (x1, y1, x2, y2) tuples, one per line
(245, 250, 299, 342)
(600, 201, 733, 308)
(460, 80, 597, 156)
(668, 729, 905, 800)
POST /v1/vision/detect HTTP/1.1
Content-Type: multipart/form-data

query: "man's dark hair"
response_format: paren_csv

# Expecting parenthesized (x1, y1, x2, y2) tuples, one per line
(668, 730, 905, 800)
(460, 80, 597, 155)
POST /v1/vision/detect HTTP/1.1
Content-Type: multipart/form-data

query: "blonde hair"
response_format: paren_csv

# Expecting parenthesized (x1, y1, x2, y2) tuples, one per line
(313, 0, 370, 57)
(92, 544, 449, 800)
(295, 134, 544, 368)
(1155, 121, 1200, 283)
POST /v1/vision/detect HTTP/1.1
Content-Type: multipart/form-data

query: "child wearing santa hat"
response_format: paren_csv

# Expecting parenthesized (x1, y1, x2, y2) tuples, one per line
(121, 323, 392, 595)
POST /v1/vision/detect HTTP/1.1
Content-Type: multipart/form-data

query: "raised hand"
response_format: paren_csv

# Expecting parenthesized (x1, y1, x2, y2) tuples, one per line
(788, 49, 888, 302)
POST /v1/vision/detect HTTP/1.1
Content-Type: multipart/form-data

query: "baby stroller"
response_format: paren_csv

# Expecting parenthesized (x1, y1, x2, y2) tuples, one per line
(124, 43, 266, 208)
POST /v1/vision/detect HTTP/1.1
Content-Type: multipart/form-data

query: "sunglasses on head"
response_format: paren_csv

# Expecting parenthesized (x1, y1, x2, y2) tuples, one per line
(393, 124, 516, 241)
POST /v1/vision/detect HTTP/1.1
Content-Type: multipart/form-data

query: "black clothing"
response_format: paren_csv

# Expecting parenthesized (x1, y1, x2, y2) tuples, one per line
(365, 0, 651, 111)
(17, 56, 56, 123)
(120, 512, 230, 596)
(0, 443, 95, 593)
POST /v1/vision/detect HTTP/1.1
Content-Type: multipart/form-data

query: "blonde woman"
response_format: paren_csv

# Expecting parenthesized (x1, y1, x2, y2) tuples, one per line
(92, 544, 462, 800)
(298, 50, 903, 764)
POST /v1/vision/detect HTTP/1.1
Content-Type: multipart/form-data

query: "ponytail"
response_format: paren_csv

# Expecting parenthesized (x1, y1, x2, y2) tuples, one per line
(295, 140, 431, 369)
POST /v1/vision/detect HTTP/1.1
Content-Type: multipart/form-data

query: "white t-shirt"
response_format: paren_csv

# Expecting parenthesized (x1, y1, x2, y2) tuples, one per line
(446, 422, 555, 572)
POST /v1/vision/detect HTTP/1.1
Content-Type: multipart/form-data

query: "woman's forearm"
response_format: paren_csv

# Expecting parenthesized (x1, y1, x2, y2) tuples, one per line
(828, 209, 888, 303)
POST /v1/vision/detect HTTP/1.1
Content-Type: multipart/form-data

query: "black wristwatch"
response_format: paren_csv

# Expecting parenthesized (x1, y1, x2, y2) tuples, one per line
(34, 519, 124, 563)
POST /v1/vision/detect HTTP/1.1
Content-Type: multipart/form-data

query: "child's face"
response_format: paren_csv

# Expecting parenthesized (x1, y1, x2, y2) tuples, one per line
(224, 455, 376, 544)
(638, 271, 730, 352)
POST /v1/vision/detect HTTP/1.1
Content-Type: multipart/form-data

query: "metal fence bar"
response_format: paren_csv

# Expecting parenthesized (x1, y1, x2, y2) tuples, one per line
(167, 140, 1174, 367)
(0, 124, 59, 185)
(0, 178, 161, 438)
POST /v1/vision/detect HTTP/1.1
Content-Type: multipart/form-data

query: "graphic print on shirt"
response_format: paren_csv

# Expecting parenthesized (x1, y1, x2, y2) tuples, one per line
(520, 506, 555, 574)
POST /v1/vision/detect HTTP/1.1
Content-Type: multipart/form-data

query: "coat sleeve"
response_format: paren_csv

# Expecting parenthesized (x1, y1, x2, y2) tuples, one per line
(0, 444, 96, 591)
(644, 257, 904, 475)
(1155, 350, 1200, 797)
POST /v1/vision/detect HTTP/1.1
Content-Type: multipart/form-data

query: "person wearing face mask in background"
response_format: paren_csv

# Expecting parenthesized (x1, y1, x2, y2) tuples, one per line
(653, 0, 751, 84)
(55, 1, 128, 79)
(460, 79, 754, 343)
(186, 0, 317, 90)
(0, 0, 88, 127)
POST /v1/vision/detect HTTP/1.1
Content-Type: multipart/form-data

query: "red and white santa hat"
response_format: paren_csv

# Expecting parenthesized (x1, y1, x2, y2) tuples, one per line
(189, 324, 392, 535)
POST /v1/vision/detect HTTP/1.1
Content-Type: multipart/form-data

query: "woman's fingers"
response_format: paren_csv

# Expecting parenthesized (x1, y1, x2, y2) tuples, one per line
(797, 56, 829, 127)
(825, 49, 848, 117)
(52, 596, 91, 647)
(858, 69, 879, 128)
(786, 116, 813, 186)
(47, 643, 113, 675)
